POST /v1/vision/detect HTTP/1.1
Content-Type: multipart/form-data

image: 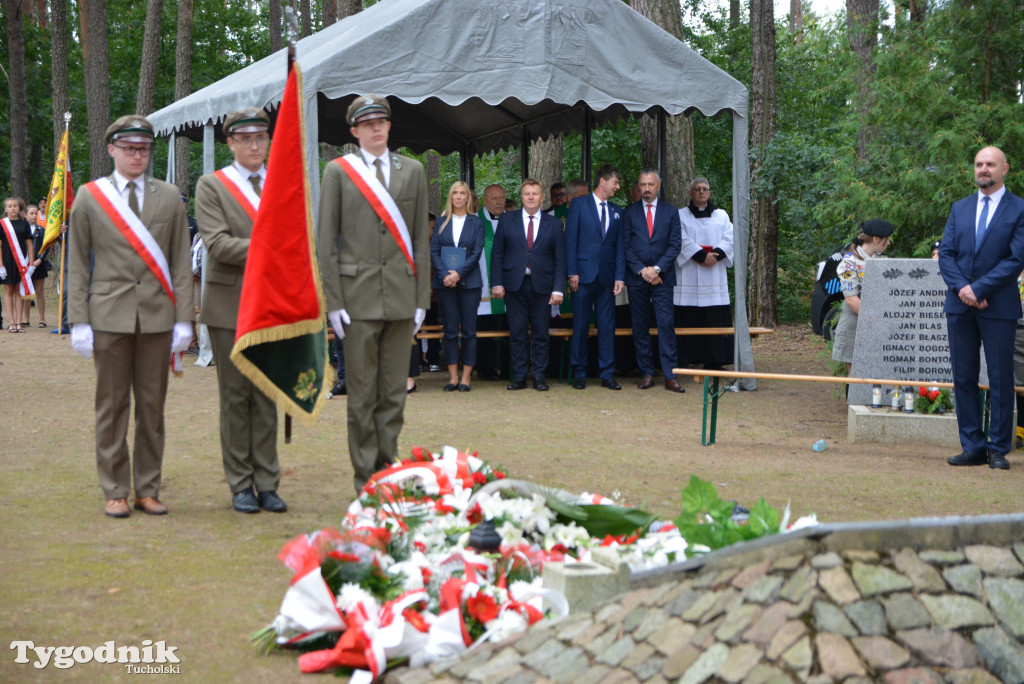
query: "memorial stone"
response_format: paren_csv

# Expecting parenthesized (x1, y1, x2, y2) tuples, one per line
(847, 259, 984, 405)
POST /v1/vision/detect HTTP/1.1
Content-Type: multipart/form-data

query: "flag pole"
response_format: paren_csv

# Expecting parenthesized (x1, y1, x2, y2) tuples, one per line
(56, 111, 71, 335)
(283, 28, 297, 444)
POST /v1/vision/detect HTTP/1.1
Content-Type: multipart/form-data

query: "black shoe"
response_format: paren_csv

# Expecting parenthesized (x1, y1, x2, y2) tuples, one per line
(330, 380, 346, 396)
(989, 452, 1010, 470)
(443, 383, 458, 392)
(407, 384, 417, 394)
(572, 377, 586, 390)
(601, 378, 622, 391)
(533, 379, 550, 391)
(458, 384, 471, 392)
(947, 449, 988, 467)
(507, 379, 527, 390)
(232, 487, 260, 514)
(258, 490, 288, 512)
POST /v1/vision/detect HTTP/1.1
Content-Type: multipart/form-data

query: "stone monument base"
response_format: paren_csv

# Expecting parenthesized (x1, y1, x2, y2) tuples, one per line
(847, 404, 960, 446)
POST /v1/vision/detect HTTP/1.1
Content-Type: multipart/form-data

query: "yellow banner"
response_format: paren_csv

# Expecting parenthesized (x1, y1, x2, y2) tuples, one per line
(40, 130, 74, 253)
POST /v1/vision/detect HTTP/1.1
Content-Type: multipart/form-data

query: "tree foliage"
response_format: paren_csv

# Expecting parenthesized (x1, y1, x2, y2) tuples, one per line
(2, 0, 1022, 324)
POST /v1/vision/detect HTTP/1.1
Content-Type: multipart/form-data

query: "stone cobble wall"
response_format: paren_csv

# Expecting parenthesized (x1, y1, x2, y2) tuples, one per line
(384, 536, 1024, 684)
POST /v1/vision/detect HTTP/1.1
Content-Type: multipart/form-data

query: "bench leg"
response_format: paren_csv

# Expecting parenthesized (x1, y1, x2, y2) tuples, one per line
(702, 376, 719, 446)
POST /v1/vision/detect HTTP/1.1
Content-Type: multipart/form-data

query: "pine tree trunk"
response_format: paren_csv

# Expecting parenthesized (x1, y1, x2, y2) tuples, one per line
(80, 0, 111, 181)
(4, 0, 29, 198)
(270, 0, 282, 53)
(51, 0, 69, 155)
(427, 152, 442, 217)
(847, 0, 878, 162)
(790, 0, 803, 42)
(135, 0, 164, 115)
(32, 0, 46, 26)
(174, 0, 194, 194)
(300, 0, 311, 36)
(337, 0, 361, 20)
(529, 134, 563, 208)
(630, 0, 694, 203)
(749, 0, 778, 327)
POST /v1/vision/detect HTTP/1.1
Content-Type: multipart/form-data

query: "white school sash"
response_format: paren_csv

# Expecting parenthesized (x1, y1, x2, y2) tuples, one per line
(214, 165, 261, 218)
(336, 153, 415, 273)
(1, 217, 35, 298)
(88, 177, 175, 305)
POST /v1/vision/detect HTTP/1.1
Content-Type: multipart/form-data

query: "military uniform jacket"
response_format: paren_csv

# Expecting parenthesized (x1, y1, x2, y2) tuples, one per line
(317, 152, 430, 320)
(195, 169, 257, 329)
(68, 175, 193, 333)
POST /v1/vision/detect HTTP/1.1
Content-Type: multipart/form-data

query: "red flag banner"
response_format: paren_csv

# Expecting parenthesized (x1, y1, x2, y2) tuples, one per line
(230, 63, 329, 424)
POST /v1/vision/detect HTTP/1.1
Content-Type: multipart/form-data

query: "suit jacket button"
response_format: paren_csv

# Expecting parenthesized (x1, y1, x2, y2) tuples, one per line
(382, 261, 387, 266)
(136, 280, 141, 285)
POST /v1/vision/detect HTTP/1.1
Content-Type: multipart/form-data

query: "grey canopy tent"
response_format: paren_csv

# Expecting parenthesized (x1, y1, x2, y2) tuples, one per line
(148, 0, 757, 385)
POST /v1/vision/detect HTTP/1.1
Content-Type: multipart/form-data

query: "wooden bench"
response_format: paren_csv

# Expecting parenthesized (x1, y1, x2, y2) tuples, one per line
(673, 368, 1012, 447)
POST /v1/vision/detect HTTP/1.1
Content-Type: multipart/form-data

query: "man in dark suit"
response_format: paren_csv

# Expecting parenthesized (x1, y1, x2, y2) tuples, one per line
(623, 169, 685, 392)
(490, 178, 565, 391)
(317, 95, 430, 492)
(566, 164, 625, 390)
(940, 146, 1024, 471)
(195, 107, 285, 514)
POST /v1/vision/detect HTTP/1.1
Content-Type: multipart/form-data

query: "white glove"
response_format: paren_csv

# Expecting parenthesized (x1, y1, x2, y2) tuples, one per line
(0, 267, 7, 279)
(328, 309, 351, 341)
(171, 321, 193, 353)
(413, 308, 426, 335)
(71, 323, 94, 359)
(26, 265, 35, 277)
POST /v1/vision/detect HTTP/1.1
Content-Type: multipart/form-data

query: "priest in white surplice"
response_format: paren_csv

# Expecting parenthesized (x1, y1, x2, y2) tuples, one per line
(674, 177, 735, 371)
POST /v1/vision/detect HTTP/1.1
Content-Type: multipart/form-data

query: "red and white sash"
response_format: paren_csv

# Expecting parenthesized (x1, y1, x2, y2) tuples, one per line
(214, 165, 261, 222)
(87, 177, 183, 374)
(87, 177, 175, 307)
(335, 153, 415, 275)
(1, 217, 36, 298)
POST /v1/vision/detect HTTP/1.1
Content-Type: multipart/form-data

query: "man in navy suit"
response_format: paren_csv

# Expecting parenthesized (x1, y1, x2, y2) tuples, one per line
(490, 178, 566, 391)
(623, 169, 685, 392)
(566, 164, 626, 390)
(939, 146, 1024, 470)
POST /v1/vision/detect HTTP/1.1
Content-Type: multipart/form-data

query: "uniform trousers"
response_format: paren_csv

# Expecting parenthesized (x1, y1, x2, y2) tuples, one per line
(93, 327, 172, 499)
(209, 326, 279, 494)
(343, 317, 414, 492)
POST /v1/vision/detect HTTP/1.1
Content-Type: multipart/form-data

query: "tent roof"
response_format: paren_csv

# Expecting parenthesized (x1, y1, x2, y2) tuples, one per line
(148, 0, 747, 154)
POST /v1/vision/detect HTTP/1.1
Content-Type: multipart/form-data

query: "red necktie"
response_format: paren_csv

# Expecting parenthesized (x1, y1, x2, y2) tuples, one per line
(527, 215, 535, 249)
(646, 204, 654, 238)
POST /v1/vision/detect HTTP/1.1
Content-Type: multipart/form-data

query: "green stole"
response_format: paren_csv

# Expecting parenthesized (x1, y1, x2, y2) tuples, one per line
(477, 208, 505, 315)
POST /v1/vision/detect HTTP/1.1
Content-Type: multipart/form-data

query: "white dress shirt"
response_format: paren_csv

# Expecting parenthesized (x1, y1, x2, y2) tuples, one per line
(112, 170, 145, 213)
(359, 148, 391, 188)
(976, 185, 1006, 235)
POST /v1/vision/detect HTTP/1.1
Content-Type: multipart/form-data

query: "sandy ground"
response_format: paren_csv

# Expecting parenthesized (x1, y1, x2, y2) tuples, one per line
(1, 301, 1021, 681)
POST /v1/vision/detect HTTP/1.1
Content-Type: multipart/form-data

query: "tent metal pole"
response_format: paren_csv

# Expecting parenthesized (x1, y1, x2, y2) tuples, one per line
(203, 124, 215, 174)
(657, 109, 667, 200)
(520, 128, 530, 179)
(582, 108, 592, 183)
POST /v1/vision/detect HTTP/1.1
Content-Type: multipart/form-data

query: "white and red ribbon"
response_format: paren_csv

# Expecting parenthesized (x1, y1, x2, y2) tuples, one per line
(86, 178, 175, 307)
(214, 165, 260, 221)
(335, 154, 415, 275)
(1, 217, 35, 299)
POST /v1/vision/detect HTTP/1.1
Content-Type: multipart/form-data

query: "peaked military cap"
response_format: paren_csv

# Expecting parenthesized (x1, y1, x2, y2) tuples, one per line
(224, 107, 270, 135)
(106, 115, 155, 144)
(347, 95, 391, 126)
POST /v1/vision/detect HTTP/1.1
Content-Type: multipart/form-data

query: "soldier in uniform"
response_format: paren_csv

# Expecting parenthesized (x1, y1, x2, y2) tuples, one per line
(195, 107, 286, 514)
(68, 115, 193, 518)
(317, 95, 430, 492)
